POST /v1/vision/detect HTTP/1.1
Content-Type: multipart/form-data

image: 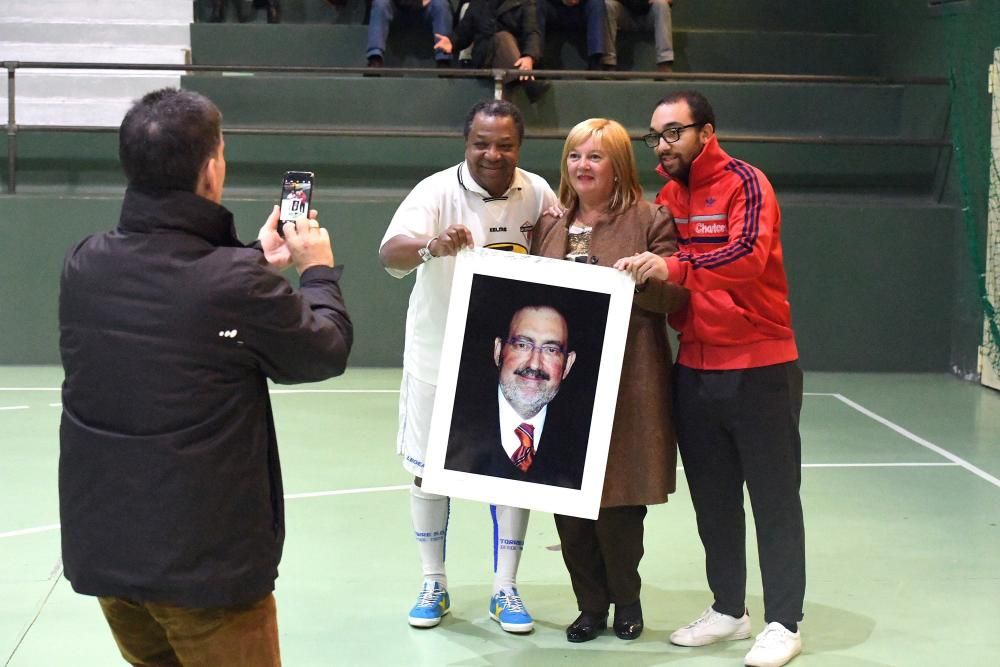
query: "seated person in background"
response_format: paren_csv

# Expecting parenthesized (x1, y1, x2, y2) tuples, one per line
(537, 0, 610, 70)
(433, 0, 549, 102)
(208, 0, 252, 22)
(253, 0, 281, 23)
(367, 0, 454, 68)
(603, 0, 673, 72)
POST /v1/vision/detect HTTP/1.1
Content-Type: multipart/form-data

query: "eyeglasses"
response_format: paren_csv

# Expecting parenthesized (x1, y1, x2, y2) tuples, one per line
(642, 123, 703, 148)
(505, 337, 566, 358)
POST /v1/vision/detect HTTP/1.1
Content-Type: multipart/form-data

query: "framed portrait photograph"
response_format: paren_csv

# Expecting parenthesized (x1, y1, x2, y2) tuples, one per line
(422, 247, 634, 519)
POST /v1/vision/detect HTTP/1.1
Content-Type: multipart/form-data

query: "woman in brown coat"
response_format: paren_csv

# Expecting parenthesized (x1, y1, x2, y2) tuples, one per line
(530, 118, 687, 643)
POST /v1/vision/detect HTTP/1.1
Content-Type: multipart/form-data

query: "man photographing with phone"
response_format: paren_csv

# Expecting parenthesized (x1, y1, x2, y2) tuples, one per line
(59, 87, 352, 666)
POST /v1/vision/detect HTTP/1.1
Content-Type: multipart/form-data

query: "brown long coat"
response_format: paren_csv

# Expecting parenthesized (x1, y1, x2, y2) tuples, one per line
(531, 200, 687, 507)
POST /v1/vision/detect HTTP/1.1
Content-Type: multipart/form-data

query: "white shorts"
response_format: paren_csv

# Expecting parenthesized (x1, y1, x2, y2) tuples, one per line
(397, 371, 436, 478)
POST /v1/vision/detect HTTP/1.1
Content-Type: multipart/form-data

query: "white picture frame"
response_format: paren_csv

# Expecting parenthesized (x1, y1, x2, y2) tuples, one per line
(421, 247, 634, 519)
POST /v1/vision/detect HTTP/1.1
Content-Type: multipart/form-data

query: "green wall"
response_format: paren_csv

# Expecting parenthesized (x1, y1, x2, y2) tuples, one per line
(0, 191, 954, 372)
(859, 0, 1000, 376)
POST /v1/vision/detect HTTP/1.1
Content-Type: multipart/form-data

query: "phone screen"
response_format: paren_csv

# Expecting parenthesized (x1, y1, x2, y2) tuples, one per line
(278, 171, 314, 236)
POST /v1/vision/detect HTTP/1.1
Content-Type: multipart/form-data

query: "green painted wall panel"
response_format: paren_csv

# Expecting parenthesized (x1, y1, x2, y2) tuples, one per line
(0, 192, 955, 372)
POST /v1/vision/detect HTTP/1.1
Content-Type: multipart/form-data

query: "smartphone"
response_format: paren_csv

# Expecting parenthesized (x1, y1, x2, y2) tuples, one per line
(277, 171, 315, 237)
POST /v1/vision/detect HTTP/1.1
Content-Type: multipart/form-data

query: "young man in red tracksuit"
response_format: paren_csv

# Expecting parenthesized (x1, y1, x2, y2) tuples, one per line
(616, 90, 804, 667)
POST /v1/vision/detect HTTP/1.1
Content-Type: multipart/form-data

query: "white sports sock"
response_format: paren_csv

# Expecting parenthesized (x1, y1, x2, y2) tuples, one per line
(491, 504, 529, 594)
(411, 483, 449, 589)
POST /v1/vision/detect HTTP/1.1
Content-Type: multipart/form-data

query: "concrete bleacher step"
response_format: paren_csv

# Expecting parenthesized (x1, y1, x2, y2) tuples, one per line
(180, 73, 495, 130)
(201, 0, 865, 32)
(6, 127, 946, 200)
(189, 23, 878, 75)
(1, 1, 191, 127)
(5, 0, 192, 23)
(672, 0, 864, 32)
(193, 0, 367, 25)
(179, 73, 948, 140)
(5, 72, 183, 126)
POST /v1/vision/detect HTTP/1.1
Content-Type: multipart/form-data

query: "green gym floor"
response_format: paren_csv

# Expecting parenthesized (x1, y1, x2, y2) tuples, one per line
(2, 367, 998, 666)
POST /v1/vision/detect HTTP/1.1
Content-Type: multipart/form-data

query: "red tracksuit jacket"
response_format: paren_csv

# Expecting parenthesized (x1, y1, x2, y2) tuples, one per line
(655, 135, 798, 370)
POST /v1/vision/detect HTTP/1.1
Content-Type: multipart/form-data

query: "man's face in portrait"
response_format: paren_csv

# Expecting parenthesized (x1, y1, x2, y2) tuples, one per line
(494, 306, 577, 419)
(465, 113, 521, 198)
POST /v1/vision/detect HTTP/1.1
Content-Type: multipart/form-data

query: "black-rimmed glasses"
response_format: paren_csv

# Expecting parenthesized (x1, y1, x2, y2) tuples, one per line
(642, 123, 703, 148)
(505, 337, 566, 358)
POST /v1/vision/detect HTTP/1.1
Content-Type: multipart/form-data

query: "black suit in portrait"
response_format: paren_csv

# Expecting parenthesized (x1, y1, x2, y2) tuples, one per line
(444, 379, 589, 490)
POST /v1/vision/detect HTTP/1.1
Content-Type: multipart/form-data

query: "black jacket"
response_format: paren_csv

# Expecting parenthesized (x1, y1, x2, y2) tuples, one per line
(453, 0, 543, 66)
(58, 188, 353, 608)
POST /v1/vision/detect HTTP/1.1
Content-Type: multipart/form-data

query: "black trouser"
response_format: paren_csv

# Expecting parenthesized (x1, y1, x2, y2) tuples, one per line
(554, 505, 647, 614)
(673, 361, 805, 626)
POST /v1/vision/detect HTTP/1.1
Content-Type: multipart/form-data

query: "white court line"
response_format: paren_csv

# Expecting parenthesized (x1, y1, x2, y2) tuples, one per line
(801, 462, 959, 468)
(269, 389, 399, 394)
(0, 387, 399, 394)
(0, 486, 412, 538)
(0, 459, 965, 540)
(0, 406, 29, 411)
(0, 388, 59, 391)
(833, 393, 1000, 489)
(6, 393, 995, 540)
(284, 484, 410, 500)
(0, 523, 61, 539)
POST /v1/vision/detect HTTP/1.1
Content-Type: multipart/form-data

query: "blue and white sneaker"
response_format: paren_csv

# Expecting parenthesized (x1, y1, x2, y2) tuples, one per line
(408, 581, 450, 628)
(489, 588, 534, 633)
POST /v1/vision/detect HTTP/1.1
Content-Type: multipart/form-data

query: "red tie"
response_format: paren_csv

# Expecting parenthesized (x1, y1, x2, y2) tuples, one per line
(512, 423, 535, 472)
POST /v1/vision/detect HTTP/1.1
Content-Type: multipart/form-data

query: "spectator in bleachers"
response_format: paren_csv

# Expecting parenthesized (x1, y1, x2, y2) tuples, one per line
(432, 0, 550, 102)
(257, 0, 282, 23)
(603, 0, 673, 72)
(367, 0, 454, 68)
(208, 0, 279, 23)
(536, 0, 610, 70)
(208, 0, 252, 22)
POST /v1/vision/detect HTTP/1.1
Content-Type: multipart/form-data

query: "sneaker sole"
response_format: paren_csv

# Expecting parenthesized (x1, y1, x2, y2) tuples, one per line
(408, 608, 450, 628)
(670, 629, 752, 647)
(489, 612, 533, 633)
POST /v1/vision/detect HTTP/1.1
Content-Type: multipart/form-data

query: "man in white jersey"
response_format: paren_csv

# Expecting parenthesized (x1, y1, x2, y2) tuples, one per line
(380, 99, 557, 632)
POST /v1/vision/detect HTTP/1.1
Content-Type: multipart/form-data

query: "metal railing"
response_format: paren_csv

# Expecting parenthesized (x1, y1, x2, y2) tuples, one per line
(3, 60, 951, 194)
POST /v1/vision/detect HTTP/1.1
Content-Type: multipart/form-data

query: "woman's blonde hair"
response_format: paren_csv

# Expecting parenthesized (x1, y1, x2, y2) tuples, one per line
(557, 118, 642, 215)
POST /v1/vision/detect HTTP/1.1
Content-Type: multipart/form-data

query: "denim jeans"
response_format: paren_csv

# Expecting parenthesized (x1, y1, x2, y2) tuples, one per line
(366, 0, 454, 62)
(538, 0, 609, 58)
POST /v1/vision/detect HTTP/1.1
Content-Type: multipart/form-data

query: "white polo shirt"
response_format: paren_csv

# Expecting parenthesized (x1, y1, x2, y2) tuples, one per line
(380, 161, 557, 385)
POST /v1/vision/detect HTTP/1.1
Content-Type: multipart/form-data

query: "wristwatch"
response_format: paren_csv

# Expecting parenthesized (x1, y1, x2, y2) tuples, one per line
(417, 237, 436, 263)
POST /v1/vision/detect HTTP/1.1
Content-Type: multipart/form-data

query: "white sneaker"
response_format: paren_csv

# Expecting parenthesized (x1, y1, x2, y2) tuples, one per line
(744, 622, 802, 667)
(669, 606, 752, 646)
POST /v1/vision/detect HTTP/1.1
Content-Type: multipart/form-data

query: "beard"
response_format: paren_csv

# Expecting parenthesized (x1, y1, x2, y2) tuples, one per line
(499, 368, 559, 419)
(659, 154, 691, 183)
